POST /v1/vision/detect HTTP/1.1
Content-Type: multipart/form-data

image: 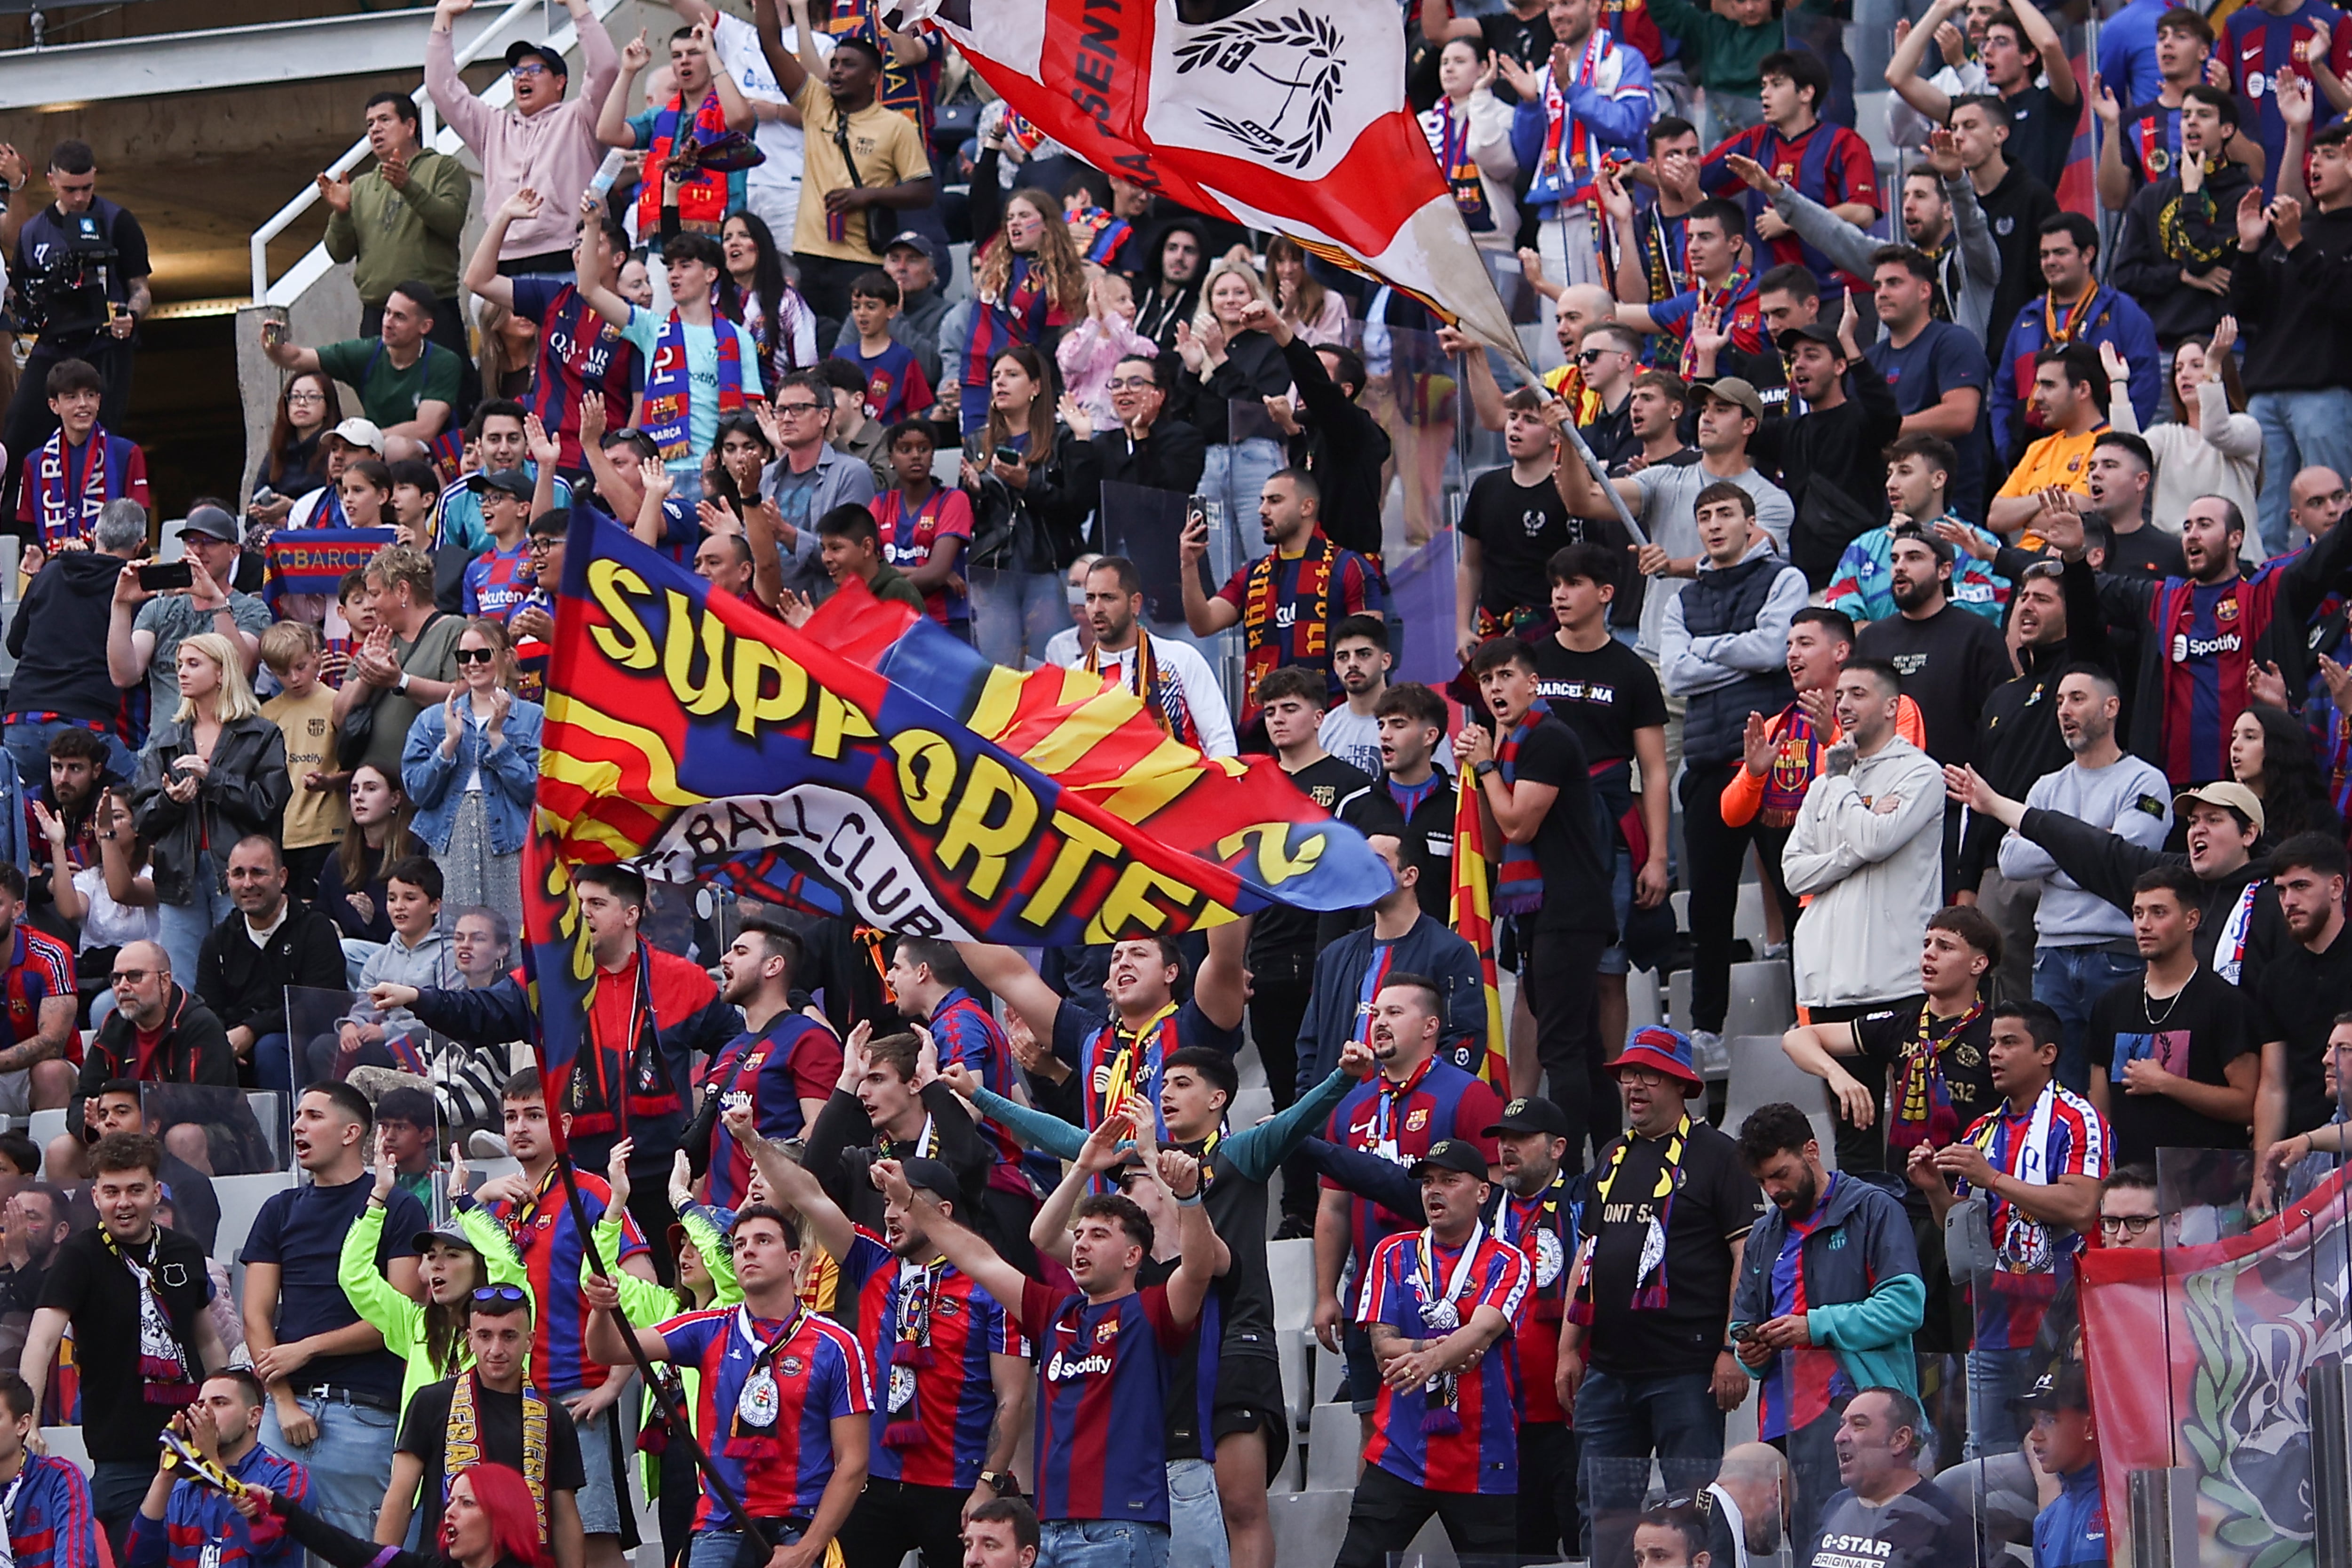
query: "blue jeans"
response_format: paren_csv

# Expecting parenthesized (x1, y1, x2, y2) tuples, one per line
(1966, 1345, 2042, 1459)
(156, 850, 228, 997)
(251, 1034, 299, 1097)
(1780, 1401, 1848, 1560)
(2031, 945, 2142, 1093)
(1040, 1520, 1171, 1568)
(1573, 1368, 1726, 1558)
(969, 566, 1066, 669)
(689, 1524, 804, 1568)
(1165, 1458, 1229, 1568)
(1202, 438, 1286, 558)
(261, 1393, 400, 1552)
(2252, 387, 2352, 557)
(4, 717, 135, 790)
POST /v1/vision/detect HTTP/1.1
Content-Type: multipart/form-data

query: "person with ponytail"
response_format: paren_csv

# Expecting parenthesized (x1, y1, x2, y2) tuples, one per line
(957, 175, 1087, 437)
(236, 1463, 556, 1568)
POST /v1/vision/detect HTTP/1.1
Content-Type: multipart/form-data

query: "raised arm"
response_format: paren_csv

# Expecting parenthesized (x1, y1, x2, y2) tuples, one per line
(466, 190, 538, 313)
(1884, 0, 1960, 123)
(952, 942, 1065, 1047)
(1155, 1149, 1218, 1330)
(2010, 0, 2078, 103)
(597, 28, 652, 149)
(876, 1156, 1030, 1311)
(726, 1103, 858, 1262)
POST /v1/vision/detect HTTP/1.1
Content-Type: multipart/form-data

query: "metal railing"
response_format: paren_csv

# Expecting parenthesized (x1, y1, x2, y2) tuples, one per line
(246, 0, 624, 305)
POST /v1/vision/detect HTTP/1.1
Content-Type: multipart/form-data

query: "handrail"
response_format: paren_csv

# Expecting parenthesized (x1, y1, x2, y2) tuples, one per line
(247, 0, 582, 303)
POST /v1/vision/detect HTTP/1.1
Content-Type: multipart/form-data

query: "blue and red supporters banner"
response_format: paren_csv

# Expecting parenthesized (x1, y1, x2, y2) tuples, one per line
(263, 528, 394, 609)
(2078, 1162, 2352, 1566)
(527, 509, 1390, 953)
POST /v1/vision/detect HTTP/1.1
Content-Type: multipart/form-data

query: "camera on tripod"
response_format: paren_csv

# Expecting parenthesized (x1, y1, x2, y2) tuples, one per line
(5, 210, 119, 338)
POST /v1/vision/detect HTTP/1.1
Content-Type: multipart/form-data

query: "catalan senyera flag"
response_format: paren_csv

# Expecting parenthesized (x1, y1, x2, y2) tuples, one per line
(2078, 1162, 2352, 1568)
(899, 0, 1520, 352)
(1448, 768, 1508, 1090)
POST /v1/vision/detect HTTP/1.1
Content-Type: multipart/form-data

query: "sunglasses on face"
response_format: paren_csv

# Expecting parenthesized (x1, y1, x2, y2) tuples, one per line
(1576, 349, 1612, 365)
(453, 646, 497, 664)
(111, 969, 153, 987)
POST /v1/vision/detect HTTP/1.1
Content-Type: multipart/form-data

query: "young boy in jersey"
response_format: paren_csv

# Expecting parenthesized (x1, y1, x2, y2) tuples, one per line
(0, 1370, 99, 1568)
(585, 1205, 870, 1568)
(812, 504, 930, 613)
(881, 1131, 1218, 1568)
(258, 622, 347, 899)
(842, 272, 934, 424)
(17, 358, 148, 569)
(460, 468, 536, 621)
(871, 422, 972, 636)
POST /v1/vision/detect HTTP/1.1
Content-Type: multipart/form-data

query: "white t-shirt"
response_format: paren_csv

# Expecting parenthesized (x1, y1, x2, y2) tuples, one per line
(72, 863, 159, 954)
(1057, 637, 1239, 758)
(711, 11, 835, 223)
(1319, 703, 1455, 779)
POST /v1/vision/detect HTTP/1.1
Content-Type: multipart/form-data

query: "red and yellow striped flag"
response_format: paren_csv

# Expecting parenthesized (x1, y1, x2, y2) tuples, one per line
(1448, 772, 1509, 1090)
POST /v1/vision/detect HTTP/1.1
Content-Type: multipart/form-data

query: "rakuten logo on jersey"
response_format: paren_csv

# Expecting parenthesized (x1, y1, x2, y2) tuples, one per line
(2172, 631, 2243, 661)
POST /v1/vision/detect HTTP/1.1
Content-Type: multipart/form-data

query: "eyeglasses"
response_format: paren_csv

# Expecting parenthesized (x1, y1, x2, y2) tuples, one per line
(526, 536, 559, 553)
(1615, 1066, 1677, 1087)
(453, 646, 497, 664)
(110, 968, 153, 987)
(1107, 376, 1160, 391)
(471, 1285, 528, 1302)
(286, 389, 327, 404)
(509, 62, 551, 79)
(775, 400, 824, 416)
(2099, 1213, 2159, 1236)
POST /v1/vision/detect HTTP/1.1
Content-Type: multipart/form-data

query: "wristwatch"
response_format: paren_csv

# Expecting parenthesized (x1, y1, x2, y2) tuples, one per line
(979, 1471, 1019, 1497)
(397, 671, 413, 694)
(1473, 760, 1499, 780)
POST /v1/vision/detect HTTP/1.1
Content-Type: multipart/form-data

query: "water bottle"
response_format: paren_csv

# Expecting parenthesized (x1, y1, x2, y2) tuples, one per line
(588, 148, 628, 199)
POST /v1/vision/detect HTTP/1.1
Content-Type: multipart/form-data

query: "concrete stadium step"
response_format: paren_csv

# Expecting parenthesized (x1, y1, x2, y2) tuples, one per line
(1667, 961, 1796, 1049)
(1724, 1034, 1839, 1171)
(1304, 1402, 1362, 1492)
(1667, 883, 1772, 946)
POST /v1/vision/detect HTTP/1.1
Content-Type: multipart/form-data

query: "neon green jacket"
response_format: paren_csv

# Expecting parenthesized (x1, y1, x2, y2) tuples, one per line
(338, 1195, 531, 1418)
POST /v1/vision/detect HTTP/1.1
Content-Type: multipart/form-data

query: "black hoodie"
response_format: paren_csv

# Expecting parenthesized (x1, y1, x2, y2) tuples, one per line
(6, 548, 129, 724)
(1133, 217, 1206, 352)
(2112, 158, 2253, 349)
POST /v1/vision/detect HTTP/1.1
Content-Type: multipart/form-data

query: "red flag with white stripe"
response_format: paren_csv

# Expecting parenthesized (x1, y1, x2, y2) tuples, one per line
(906, 0, 1522, 352)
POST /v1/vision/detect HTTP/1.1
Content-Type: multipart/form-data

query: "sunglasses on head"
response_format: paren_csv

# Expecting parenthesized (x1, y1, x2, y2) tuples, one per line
(453, 646, 497, 664)
(472, 1285, 527, 1302)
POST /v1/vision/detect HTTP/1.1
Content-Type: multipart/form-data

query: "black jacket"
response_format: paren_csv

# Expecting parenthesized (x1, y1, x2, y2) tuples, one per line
(2231, 206, 2352, 394)
(1277, 334, 1392, 560)
(965, 424, 1101, 574)
(803, 1079, 993, 1242)
(1090, 418, 1208, 502)
(2015, 805, 2283, 986)
(131, 715, 290, 905)
(7, 549, 129, 724)
(1780, 363, 1904, 588)
(2113, 161, 2251, 348)
(195, 900, 345, 1043)
(74, 983, 235, 1100)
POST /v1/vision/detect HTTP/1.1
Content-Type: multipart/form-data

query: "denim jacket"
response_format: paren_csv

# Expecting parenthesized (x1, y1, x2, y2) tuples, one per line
(400, 693, 543, 855)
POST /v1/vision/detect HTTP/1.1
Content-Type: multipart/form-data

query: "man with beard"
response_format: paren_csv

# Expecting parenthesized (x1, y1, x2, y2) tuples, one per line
(1989, 348, 2113, 538)
(1086, 354, 1207, 497)
(2038, 492, 2352, 784)
(733, 1134, 1031, 1568)
(1828, 437, 2003, 631)
(1133, 221, 1206, 350)
(1907, 1001, 2107, 1457)
(667, 917, 842, 1211)
(1481, 1097, 1583, 1559)
(1730, 1103, 1924, 1554)
(1773, 322, 1905, 590)
(2078, 432, 2184, 576)
(2251, 834, 2352, 1162)
(1702, 1443, 1795, 1568)
(1803, 1389, 1979, 1567)
(1559, 1031, 1764, 1564)
(1867, 245, 1993, 525)
(1995, 666, 2174, 1089)
(1058, 555, 1232, 757)
(1320, 616, 1401, 777)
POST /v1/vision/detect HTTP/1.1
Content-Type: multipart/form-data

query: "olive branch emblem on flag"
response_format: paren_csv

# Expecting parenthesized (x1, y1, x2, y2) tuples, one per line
(1171, 8, 1344, 169)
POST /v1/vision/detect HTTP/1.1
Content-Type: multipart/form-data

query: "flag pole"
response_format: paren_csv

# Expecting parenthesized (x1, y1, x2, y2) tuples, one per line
(1462, 312, 1653, 550)
(553, 1153, 775, 1560)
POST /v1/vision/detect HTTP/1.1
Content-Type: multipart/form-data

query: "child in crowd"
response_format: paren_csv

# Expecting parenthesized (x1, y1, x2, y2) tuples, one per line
(259, 620, 347, 899)
(870, 419, 974, 638)
(839, 270, 936, 424)
(1056, 268, 1155, 429)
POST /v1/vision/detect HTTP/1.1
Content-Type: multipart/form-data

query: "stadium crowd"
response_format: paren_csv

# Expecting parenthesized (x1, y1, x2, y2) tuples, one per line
(0, 0, 2346, 1564)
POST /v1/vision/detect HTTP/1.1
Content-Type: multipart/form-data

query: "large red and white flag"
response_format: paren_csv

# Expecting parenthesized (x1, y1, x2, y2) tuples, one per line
(907, 0, 1522, 352)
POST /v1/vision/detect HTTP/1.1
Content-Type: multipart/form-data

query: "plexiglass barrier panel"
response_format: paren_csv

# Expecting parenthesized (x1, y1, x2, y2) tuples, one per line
(285, 982, 458, 1213)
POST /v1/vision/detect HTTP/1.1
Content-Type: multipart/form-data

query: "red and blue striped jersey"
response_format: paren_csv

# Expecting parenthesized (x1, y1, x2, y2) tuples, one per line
(1758, 1177, 1848, 1440)
(463, 537, 536, 622)
(1322, 1057, 1506, 1266)
(2147, 570, 2290, 784)
(1958, 1087, 2110, 1349)
(512, 278, 638, 473)
(841, 1231, 1025, 1489)
(925, 988, 1026, 1187)
(2225, 0, 2352, 196)
(4, 926, 76, 1056)
(1358, 1228, 1530, 1495)
(481, 1171, 650, 1391)
(654, 1305, 871, 1523)
(1019, 1279, 1192, 1526)
(701, 1012, 845, 1210)
(842, 339, 934, 424)
(1701, 120, 1883, 294)
(125, 1440, 308, 1568)
(4, 1453, 99, 1568)
(874, 487, 973, 627)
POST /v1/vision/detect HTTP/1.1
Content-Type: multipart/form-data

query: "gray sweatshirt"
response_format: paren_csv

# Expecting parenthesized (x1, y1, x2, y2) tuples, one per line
(1998, 752, 2175, 946)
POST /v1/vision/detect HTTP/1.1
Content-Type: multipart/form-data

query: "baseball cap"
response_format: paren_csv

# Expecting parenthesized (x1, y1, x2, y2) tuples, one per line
(2175, 780, 2265, 837)
(2011, 1363, 2090, 1415)
(504, 40, 569, 78)
(413, 1219, 481, 1253)
(1485, 1097, 1571, 1138)
(1775, 322, 1846, 356)
(326, 417, 385, 453)
(897, 1156, 961, 1200)
(468, 468, 535, 500)
(883, 231, 943, 268)
(1699, 377, 1765, 419)
(1604, 1026, 1706, 1092)
(180, 505, 240, 544)
(1409, 1139, 1491, 1179)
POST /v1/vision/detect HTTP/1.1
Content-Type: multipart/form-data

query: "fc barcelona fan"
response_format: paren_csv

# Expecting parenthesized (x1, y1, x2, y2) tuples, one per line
(0, 860, 80, 1115)
(0, 1370, 100, 1568)
(1331, 1138, 1530, 1568)
(1480, 1096, 1584, 1560)
(1179, 469, 1387, 732)
(957, 923, 1248, 1141)
(884, 937, 1038, 1257)
(585, 1203, 871, 1568)
(594, 22, 756, 238)
(126, 1370, 309, 1568)
(15, 358, 148, 568)
(885, 1130, 1219, 1568)
(462, 194, 638, 483)
(800, 1028, 995, 1245)
(1057, 556, 1235, 759)
(1314, 976, 1505, 1445)
(1698, 51, 1884, 303)
(731, 1128, 1029, 1568)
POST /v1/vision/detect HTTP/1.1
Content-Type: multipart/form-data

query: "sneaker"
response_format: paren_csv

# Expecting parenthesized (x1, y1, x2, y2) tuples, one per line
(1760, 941, 1791, 962)
(467, 1130, 510, 1160)
(1690, 1029, 1729, 1078)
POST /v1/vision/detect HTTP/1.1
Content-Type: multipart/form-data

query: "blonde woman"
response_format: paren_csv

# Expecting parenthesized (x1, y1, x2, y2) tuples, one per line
(402, 617, 542, 932)
(1179, 256, 1295, 541)
(132, 631, 292, 983)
